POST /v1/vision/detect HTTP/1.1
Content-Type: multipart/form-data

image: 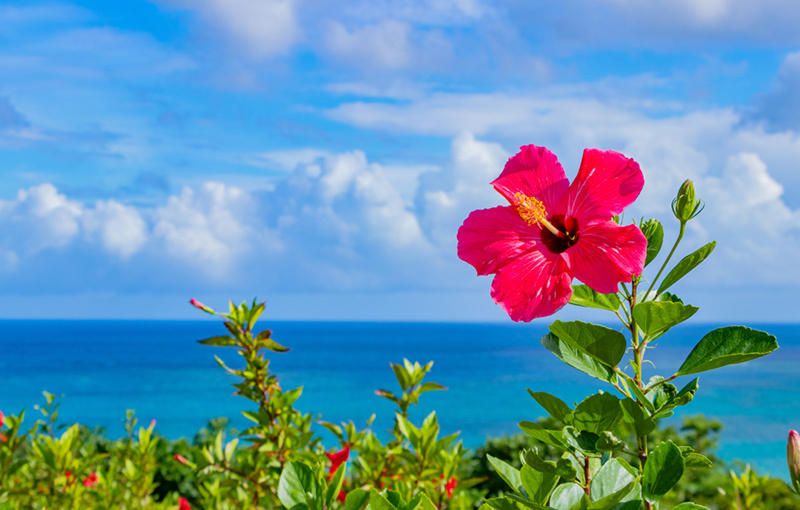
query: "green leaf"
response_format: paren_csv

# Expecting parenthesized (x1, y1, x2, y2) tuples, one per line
(673, 504, 709, 509)
(563, 426, 599, 455)
(255, 329, 289, 352)
(589, 458, 636, 502)
(278, 461, 317, 509)
(657, 241, 716, 295)
(483, 498, 521, 510)
(407, 493, 437, 510)
(391, 363, 412, 391)
(619, 398, 656, 437)
(487, 455, 524, 495)
(595, 431, 625, 452)
(549, 321, 627, 368)
(519, 421, 572, 452)
(523, 450, 576, 479)
(619, 373, 655, 414)
(369, 489, 398, 510)
(648, 376, 677, 409)
(325, 462, 347, 507)
(587, 481, 637, 510)
(541, 333, 616, 383)
(385, 490, 405, 509)
(572, 393, 623, 434)
(633, 301, 699, 339)
(658, 292, 683, 304)
(417, 382, 446, 394)
(344, 489, 369, 510)
(549, 483, 584, 510)
(197, 335, 236, 347)
(528, 390, 573, 424)
(641, 218, 664, 267)
(683, 453, 712, 469)
(676, 326, 779, 376)
(503, 494, 553, 510)
(520, 464, 560, 505)
(569, 285, 622, 311)
(642, 440, 685, 503)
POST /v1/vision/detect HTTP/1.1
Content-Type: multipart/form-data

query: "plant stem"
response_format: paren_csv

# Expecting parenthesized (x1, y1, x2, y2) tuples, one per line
(644, 221, 686, 300)
(583, 456, 591, 497)
(627, 278, 653, 510)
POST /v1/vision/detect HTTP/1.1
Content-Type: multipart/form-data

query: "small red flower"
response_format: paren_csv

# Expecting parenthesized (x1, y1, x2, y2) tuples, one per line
(174, 454, 189, 465)
(150, 419, 157, 429)
(458, 145, 646, 321)
(0, 410, 4, 428)
(445, 477, 457, 498)
(337, 489, 347, 503)
(179, 497, 192, 510)
(325, 445, 350, 477)
(82, 472, 98, 488)
(0, 434, 6, 442)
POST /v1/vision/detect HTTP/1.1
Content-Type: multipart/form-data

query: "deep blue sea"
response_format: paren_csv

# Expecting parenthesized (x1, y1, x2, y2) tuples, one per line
(0, 320, 797, 478)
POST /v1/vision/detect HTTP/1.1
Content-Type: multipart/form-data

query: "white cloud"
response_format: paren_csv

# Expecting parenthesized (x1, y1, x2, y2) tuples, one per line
(421, 133, 508, 250)
(0, 183, 83, 253)
(82, 200, 148, 259)
(153, 182, 267, 272)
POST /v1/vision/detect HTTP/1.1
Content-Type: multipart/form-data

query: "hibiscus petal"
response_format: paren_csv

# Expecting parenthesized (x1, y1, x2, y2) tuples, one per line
(565, 149, 644, 225)
(492, 145, 569, 212)
(490, 251, 573, 322)
(563, 222, 647, 294)
(457, 206, 542, 276)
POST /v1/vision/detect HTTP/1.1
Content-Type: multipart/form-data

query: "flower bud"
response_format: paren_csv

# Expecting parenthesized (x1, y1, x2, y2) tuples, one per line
(174, 454, 189, 465)
(789, 430, 800, 494)
(189, 298, 215, 314)
(671, 180, 704, 222)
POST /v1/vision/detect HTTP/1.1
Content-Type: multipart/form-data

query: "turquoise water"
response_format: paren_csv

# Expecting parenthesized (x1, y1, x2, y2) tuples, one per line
(0, 320, 797, 478)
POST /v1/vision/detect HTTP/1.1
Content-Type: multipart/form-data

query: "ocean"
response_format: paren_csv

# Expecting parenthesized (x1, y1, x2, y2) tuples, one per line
(0, 320, 796, 478)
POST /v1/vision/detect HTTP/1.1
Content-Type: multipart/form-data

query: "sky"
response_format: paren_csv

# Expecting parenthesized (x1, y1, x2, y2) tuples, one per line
(1, 0, 800, 322)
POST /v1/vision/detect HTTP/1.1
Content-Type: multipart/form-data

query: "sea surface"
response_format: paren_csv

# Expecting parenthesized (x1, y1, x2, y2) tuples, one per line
(0, 320, 797, 478)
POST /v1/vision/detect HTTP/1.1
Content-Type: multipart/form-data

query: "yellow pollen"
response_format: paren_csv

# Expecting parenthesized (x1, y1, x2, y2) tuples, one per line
(513, 192, 548, 226)
(512, 192, 564, 238)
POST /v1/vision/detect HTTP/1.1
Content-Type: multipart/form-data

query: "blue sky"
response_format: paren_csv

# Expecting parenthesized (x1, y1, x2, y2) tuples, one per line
(1, 0, 800, 322)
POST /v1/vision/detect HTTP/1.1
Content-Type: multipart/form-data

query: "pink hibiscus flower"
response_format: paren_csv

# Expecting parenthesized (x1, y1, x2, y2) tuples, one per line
(457, 145, 647, 321)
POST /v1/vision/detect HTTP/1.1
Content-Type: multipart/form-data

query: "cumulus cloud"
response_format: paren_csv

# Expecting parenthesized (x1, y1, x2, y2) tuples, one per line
(2, 126, 800, 304)
(153, 182, 265, 272)
(82, 200, 148, 259)
(0, 183, 83, 253)
(0, 184, 151, 263)
(325, 89, 800, 289)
